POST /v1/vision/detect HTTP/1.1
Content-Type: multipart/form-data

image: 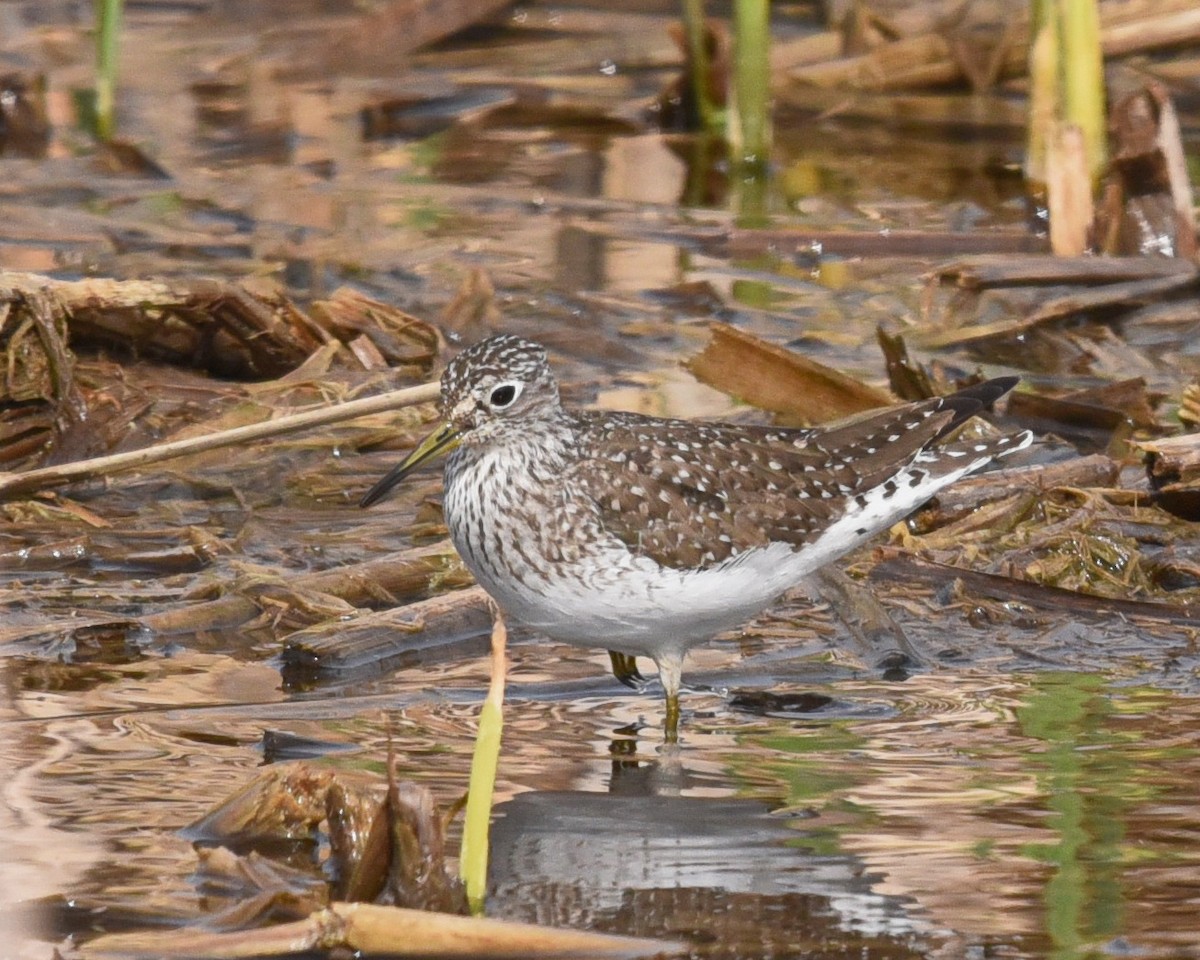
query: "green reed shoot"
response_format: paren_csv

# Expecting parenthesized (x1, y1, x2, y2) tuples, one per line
(95, 0, 124, 139)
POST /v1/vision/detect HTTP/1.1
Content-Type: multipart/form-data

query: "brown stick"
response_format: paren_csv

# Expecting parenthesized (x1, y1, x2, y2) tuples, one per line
(281, 586, 492, 673)
(139, 541, 465, 636)
(870, 553, 1197, 625)
(0, 380, 439, 500)
(781, 0, 1200, 91)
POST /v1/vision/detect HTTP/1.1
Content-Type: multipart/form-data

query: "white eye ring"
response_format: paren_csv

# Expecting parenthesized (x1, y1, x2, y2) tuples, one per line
(488, 381, 522, 409)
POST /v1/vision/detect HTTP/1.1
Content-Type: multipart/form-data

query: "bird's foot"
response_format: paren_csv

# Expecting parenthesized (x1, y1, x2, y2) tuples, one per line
(607, 650, 652, 691)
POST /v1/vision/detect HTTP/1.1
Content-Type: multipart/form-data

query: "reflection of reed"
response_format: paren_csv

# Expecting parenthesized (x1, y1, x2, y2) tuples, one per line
(798, 673, 1198, 952)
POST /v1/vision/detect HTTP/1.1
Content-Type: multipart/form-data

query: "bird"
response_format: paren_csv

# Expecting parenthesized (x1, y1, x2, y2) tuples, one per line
(361, 334, 1033, 740)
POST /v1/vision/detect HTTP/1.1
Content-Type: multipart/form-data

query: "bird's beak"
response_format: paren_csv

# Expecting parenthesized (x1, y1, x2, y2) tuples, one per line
(360, 420, 462, 507)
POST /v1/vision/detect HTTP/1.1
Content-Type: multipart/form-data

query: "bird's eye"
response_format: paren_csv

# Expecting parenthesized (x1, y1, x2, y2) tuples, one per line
(489, 384, 519, 407)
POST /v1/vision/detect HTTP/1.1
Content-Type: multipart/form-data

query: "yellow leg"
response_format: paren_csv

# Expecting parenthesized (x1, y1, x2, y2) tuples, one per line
(608, 650, 646, 689)
(664, 691, 681, 744)
(656, 654, 684, 743)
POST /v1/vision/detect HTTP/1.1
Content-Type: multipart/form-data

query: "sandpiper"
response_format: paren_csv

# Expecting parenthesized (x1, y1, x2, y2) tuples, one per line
(362, 335, 1032, 739)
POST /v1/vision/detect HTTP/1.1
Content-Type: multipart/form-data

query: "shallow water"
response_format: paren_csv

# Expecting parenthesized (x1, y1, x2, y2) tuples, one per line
(9, 648, 1200, 958)
(3, 1, 1200, 958)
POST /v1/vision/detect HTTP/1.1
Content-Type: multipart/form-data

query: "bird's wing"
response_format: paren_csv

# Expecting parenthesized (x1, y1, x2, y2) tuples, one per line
(568, 397, 961, 571)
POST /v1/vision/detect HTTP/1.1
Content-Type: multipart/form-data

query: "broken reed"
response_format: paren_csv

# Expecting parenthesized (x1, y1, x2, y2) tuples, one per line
(1026, 0, 1106, 254)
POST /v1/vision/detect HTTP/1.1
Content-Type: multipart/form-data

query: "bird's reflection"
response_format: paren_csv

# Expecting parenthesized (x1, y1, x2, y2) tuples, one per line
(486, 730, 932, 959)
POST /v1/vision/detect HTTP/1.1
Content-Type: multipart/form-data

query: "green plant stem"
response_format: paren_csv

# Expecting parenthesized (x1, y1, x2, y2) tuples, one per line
(1025, 0, 1055, 184)
(460, 608, 507, 914)
(1027, 0, 1105, 186)
(1060, 0, 1106, 178)
(682, 0, 716, 132)
(732, 0, 771, 169)
(95, 0, 124, 140)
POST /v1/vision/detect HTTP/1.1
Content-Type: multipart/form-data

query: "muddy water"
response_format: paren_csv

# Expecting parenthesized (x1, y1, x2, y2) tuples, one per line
(3, 2, 1200, 959)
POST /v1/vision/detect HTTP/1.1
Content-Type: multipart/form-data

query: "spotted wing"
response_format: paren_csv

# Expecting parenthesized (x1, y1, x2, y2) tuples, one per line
(569, 387, 999, 571)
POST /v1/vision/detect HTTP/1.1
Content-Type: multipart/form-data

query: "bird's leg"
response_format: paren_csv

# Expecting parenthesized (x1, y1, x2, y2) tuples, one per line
(656, 655, 684, 744)
(664, 695, 681, 744)
(608, 650, 649, 690)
